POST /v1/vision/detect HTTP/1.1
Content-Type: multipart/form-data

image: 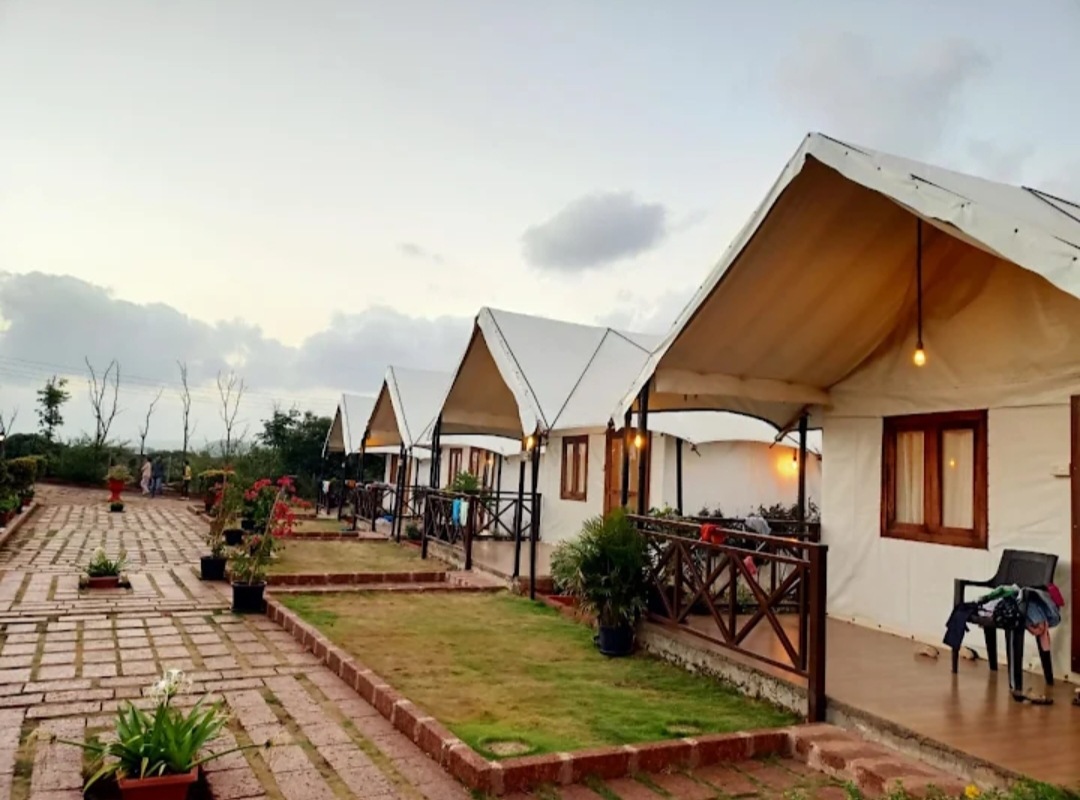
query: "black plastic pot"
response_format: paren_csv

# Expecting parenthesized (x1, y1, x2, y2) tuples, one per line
(232, 582, 266, 613)
(224, 529, 244, 546)
(596, 624, 634, 657)
(200, 555, 227, 581)
(240, 517, 256, 531)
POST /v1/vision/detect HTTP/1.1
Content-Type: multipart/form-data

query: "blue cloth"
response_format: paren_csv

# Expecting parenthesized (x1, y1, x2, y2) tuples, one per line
(451, 498, 462, 526)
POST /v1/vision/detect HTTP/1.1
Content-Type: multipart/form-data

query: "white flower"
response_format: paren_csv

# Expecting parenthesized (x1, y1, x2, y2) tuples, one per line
(148, 668, 192, 703)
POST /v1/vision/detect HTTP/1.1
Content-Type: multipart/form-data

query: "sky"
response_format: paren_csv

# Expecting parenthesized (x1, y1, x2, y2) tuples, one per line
(1, 0, 1078, 446)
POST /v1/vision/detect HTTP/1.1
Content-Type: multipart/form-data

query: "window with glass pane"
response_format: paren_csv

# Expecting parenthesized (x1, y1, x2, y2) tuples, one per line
(882, 411, 987, 549)
(561, 436, 588, 501)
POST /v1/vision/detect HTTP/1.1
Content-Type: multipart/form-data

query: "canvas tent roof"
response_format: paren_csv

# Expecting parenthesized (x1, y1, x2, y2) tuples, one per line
(364, 366, 522, 456)
(644, 412, 822, 454)
(322, 393, 375, 457)
(440, 307, 661, 439)
(616, 132, 1080, 428)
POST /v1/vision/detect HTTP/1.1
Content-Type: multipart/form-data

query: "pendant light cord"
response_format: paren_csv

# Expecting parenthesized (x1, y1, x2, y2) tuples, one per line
(916, 218, 923, 348)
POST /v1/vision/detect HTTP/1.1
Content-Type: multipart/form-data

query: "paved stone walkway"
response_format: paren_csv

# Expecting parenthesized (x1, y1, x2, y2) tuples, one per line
(1, 486, 473, 800)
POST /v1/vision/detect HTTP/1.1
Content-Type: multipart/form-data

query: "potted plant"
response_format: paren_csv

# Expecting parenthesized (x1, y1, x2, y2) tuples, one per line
(41, 668, 274, 799)
(243, 478, 278, 532)
(0, 492, 17, 526)
(551, 508, 648, 657)
(84, 547, 127, 589)
(229, 531, 274, 613)
(199, 469, 228, 514)
(106, 464, 132, 503)
(201, 471, 240, 581)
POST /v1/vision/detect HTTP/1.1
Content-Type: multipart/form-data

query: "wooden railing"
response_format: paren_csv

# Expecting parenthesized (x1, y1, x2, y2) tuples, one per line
(629, 514, 828, 722)
(420, 489, 541, 573)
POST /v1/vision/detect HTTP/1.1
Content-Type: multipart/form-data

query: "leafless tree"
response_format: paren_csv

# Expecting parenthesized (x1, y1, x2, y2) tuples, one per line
(86, 358, 121, 449)
(136, 388, 164, 458)
(0, 406, 17, 458)
(216, 370, 246, 460)
(177, 361, 197, 460)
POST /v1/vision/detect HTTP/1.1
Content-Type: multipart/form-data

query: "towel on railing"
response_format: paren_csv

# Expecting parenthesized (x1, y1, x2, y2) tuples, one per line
(699, 523, 725, 545)
(452, 498, 462, 526)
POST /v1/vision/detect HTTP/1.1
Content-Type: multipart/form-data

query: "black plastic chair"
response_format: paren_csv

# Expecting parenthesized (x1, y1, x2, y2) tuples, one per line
(951, 549, 1058, 694)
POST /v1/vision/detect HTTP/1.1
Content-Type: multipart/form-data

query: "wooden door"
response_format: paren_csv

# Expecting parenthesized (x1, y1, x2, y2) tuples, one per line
(604, 429, 650, 515)
(1071, 397, 1080, 673)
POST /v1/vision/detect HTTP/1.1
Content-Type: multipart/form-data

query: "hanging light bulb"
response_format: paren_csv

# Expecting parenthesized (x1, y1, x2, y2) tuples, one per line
(633, 433, 644, 449)
(913, 217, 927, 367)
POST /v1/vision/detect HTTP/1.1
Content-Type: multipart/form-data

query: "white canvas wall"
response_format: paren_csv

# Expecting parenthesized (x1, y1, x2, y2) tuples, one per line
(823, 405, 1073, 679)
(537, 432, 607, 545)
(653, 437, 821, 518)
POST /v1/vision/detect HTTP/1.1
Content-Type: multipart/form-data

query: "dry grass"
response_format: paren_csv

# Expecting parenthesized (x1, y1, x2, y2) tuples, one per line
(292, 518, 352, 534)
(269, 540, 441, 574)
(282, 592, 794, 758)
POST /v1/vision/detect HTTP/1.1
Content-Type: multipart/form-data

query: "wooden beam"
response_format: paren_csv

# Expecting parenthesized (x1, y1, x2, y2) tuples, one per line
(654, 368, 830, 407)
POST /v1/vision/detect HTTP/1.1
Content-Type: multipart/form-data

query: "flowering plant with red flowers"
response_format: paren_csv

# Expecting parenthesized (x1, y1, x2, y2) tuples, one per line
(228, 528, 276, 585)
(268, 497, 297, 538)
(243, 479, 278, 532)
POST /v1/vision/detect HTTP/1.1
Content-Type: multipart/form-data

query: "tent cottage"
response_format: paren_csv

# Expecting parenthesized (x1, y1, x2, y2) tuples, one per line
(618, 132, 1080, 681)
(437, 307, 823, 552)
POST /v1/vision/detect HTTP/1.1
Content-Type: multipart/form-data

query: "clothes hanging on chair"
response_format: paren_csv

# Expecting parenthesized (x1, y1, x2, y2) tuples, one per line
(944, 602, 981, 649)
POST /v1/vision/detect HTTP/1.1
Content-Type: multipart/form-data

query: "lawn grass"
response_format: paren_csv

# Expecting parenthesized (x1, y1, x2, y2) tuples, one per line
(292, 518, 352, 534)
(269, 541, 442, 574)
(281, 592, 795, 758)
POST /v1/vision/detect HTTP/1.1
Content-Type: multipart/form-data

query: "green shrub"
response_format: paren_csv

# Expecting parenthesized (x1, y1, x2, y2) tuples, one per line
(449, 471, 482, 494)
(5, 457, 39, 492)
(53, 443, 108, 485)
(550, 508, 648, 628)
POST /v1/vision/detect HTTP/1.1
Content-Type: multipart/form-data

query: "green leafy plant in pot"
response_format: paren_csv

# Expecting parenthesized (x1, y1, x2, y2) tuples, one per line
(40, 668, 275, 800)
(229, 523, 277, 613)
(84, 547, 127, 589)
(106, 464, 132, 503)
(551, 508, 648, 657)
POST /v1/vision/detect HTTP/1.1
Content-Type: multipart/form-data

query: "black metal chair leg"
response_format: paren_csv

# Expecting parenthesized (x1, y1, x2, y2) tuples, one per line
(983, 626, 998, 671)
(951, 646, 960, 674)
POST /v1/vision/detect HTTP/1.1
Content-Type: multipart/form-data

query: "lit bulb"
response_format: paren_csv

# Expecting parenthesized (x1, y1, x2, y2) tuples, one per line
(633, 433, 644, 449)
(525, 435, 535, 451)
(913, 347, 927, 367)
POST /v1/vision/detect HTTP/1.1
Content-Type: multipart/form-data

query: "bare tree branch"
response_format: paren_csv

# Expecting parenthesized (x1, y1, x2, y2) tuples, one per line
(86, 358, 122, 449)
(136, 388, 164, 458)
(0, 407, 18, 436)
(216, 370, 246, 460)
(177, 360, 194, 460)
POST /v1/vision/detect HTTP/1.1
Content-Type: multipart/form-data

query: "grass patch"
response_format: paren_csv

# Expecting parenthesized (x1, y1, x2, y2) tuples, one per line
(292, 518, 352, 535)
(281, 591, 794, 757)
(269, 541, 443, 575)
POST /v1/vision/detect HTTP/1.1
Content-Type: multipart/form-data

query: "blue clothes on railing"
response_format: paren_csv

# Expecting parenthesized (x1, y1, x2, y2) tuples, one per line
(452, 498, 462, 526)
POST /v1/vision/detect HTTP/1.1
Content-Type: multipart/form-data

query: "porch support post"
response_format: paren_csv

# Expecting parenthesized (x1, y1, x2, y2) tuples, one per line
(807, 543, 828, 722)
(393, 443, 407, 542)
(797, 412, 809, 533)
(528, 439, 542, 601)
(620, 410, 631, 508)
(352, 439, 366, 532)
(512, 457, 526, 580)
(675, 437, 684, 516)
(635, 379, 650, 517)
(337, 458, 347, 520)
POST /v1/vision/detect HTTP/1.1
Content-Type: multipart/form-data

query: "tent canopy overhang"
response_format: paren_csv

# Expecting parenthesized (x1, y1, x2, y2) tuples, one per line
(618, 134, 1080, 427)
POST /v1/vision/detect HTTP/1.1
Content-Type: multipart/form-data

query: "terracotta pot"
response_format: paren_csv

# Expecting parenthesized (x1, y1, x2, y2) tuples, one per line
(118, 766, 198, 800)
(232, 581, 266, 613)
(87, 576, 121, 589)
(107, 479, 125, 503)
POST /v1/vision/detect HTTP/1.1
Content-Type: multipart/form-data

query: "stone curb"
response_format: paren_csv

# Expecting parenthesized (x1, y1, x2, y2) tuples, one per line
(0, 501, 40, 549)
(265, 597, 797, 796)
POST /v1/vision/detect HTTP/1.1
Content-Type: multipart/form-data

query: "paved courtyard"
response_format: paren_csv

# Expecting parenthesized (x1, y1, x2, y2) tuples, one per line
(0, 487, 849, 800)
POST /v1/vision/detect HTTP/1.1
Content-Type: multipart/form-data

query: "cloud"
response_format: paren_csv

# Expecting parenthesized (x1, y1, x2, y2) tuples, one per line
(398, 242, 445, 264)
(776, 35, 990, 156)
(965, 140, 1036, 183)
(597, 287, 695, 336)
(521, 191, 668, 272)
(0, 272, 472, 443)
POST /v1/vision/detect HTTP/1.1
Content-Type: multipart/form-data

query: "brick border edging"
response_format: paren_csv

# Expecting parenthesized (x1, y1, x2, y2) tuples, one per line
(266, 570, 449, 586)
(266, 597, 796, 795)
(0, 501, 40, 550)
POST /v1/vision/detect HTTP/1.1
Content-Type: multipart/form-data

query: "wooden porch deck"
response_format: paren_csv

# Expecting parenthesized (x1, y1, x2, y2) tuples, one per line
(676, 615, 1078, 787)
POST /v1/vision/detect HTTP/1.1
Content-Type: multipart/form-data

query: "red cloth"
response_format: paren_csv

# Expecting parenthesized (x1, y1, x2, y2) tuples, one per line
(1048, 583, 1065, 608)
(743, 556, 758, 579)
(699, 523, 725, 545)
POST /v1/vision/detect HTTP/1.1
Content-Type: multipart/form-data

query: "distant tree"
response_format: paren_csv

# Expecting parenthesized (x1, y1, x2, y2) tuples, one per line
(258, 406, 332, 494)
(136, 388, 164, 458)
(216, 370, 246, 460)
(36, 375, 71, 442)
(86, 358, 121, 449)
(177, 361, 197, 462)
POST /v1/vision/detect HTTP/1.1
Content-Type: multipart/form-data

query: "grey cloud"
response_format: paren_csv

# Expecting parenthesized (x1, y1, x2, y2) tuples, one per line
(966, 140, 1036, 183)
(522, 191, 668, 272)
(0, 272, 470, 396)
(776, 35, 990, 156)
(398, 242, 445, 264)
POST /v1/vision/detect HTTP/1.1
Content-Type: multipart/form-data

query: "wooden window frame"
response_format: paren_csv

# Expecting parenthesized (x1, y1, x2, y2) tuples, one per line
(447, 448, 464, 482)
(560, 435, 589, 502)
(388, 454, 400, 485)
(881, 409, 988, 549)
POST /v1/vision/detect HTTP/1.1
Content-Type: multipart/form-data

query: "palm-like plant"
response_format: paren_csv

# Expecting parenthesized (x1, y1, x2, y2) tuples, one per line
(550, 508, 648, 629)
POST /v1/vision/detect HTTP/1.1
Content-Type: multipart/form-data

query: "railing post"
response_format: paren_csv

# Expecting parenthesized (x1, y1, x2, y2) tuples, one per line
(528, 442, 541, 601)
(806, 544, 828, 723)
(512, 459, 525, 579)
(421, 490, 430, 559)
(464, 494, 474, 570)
